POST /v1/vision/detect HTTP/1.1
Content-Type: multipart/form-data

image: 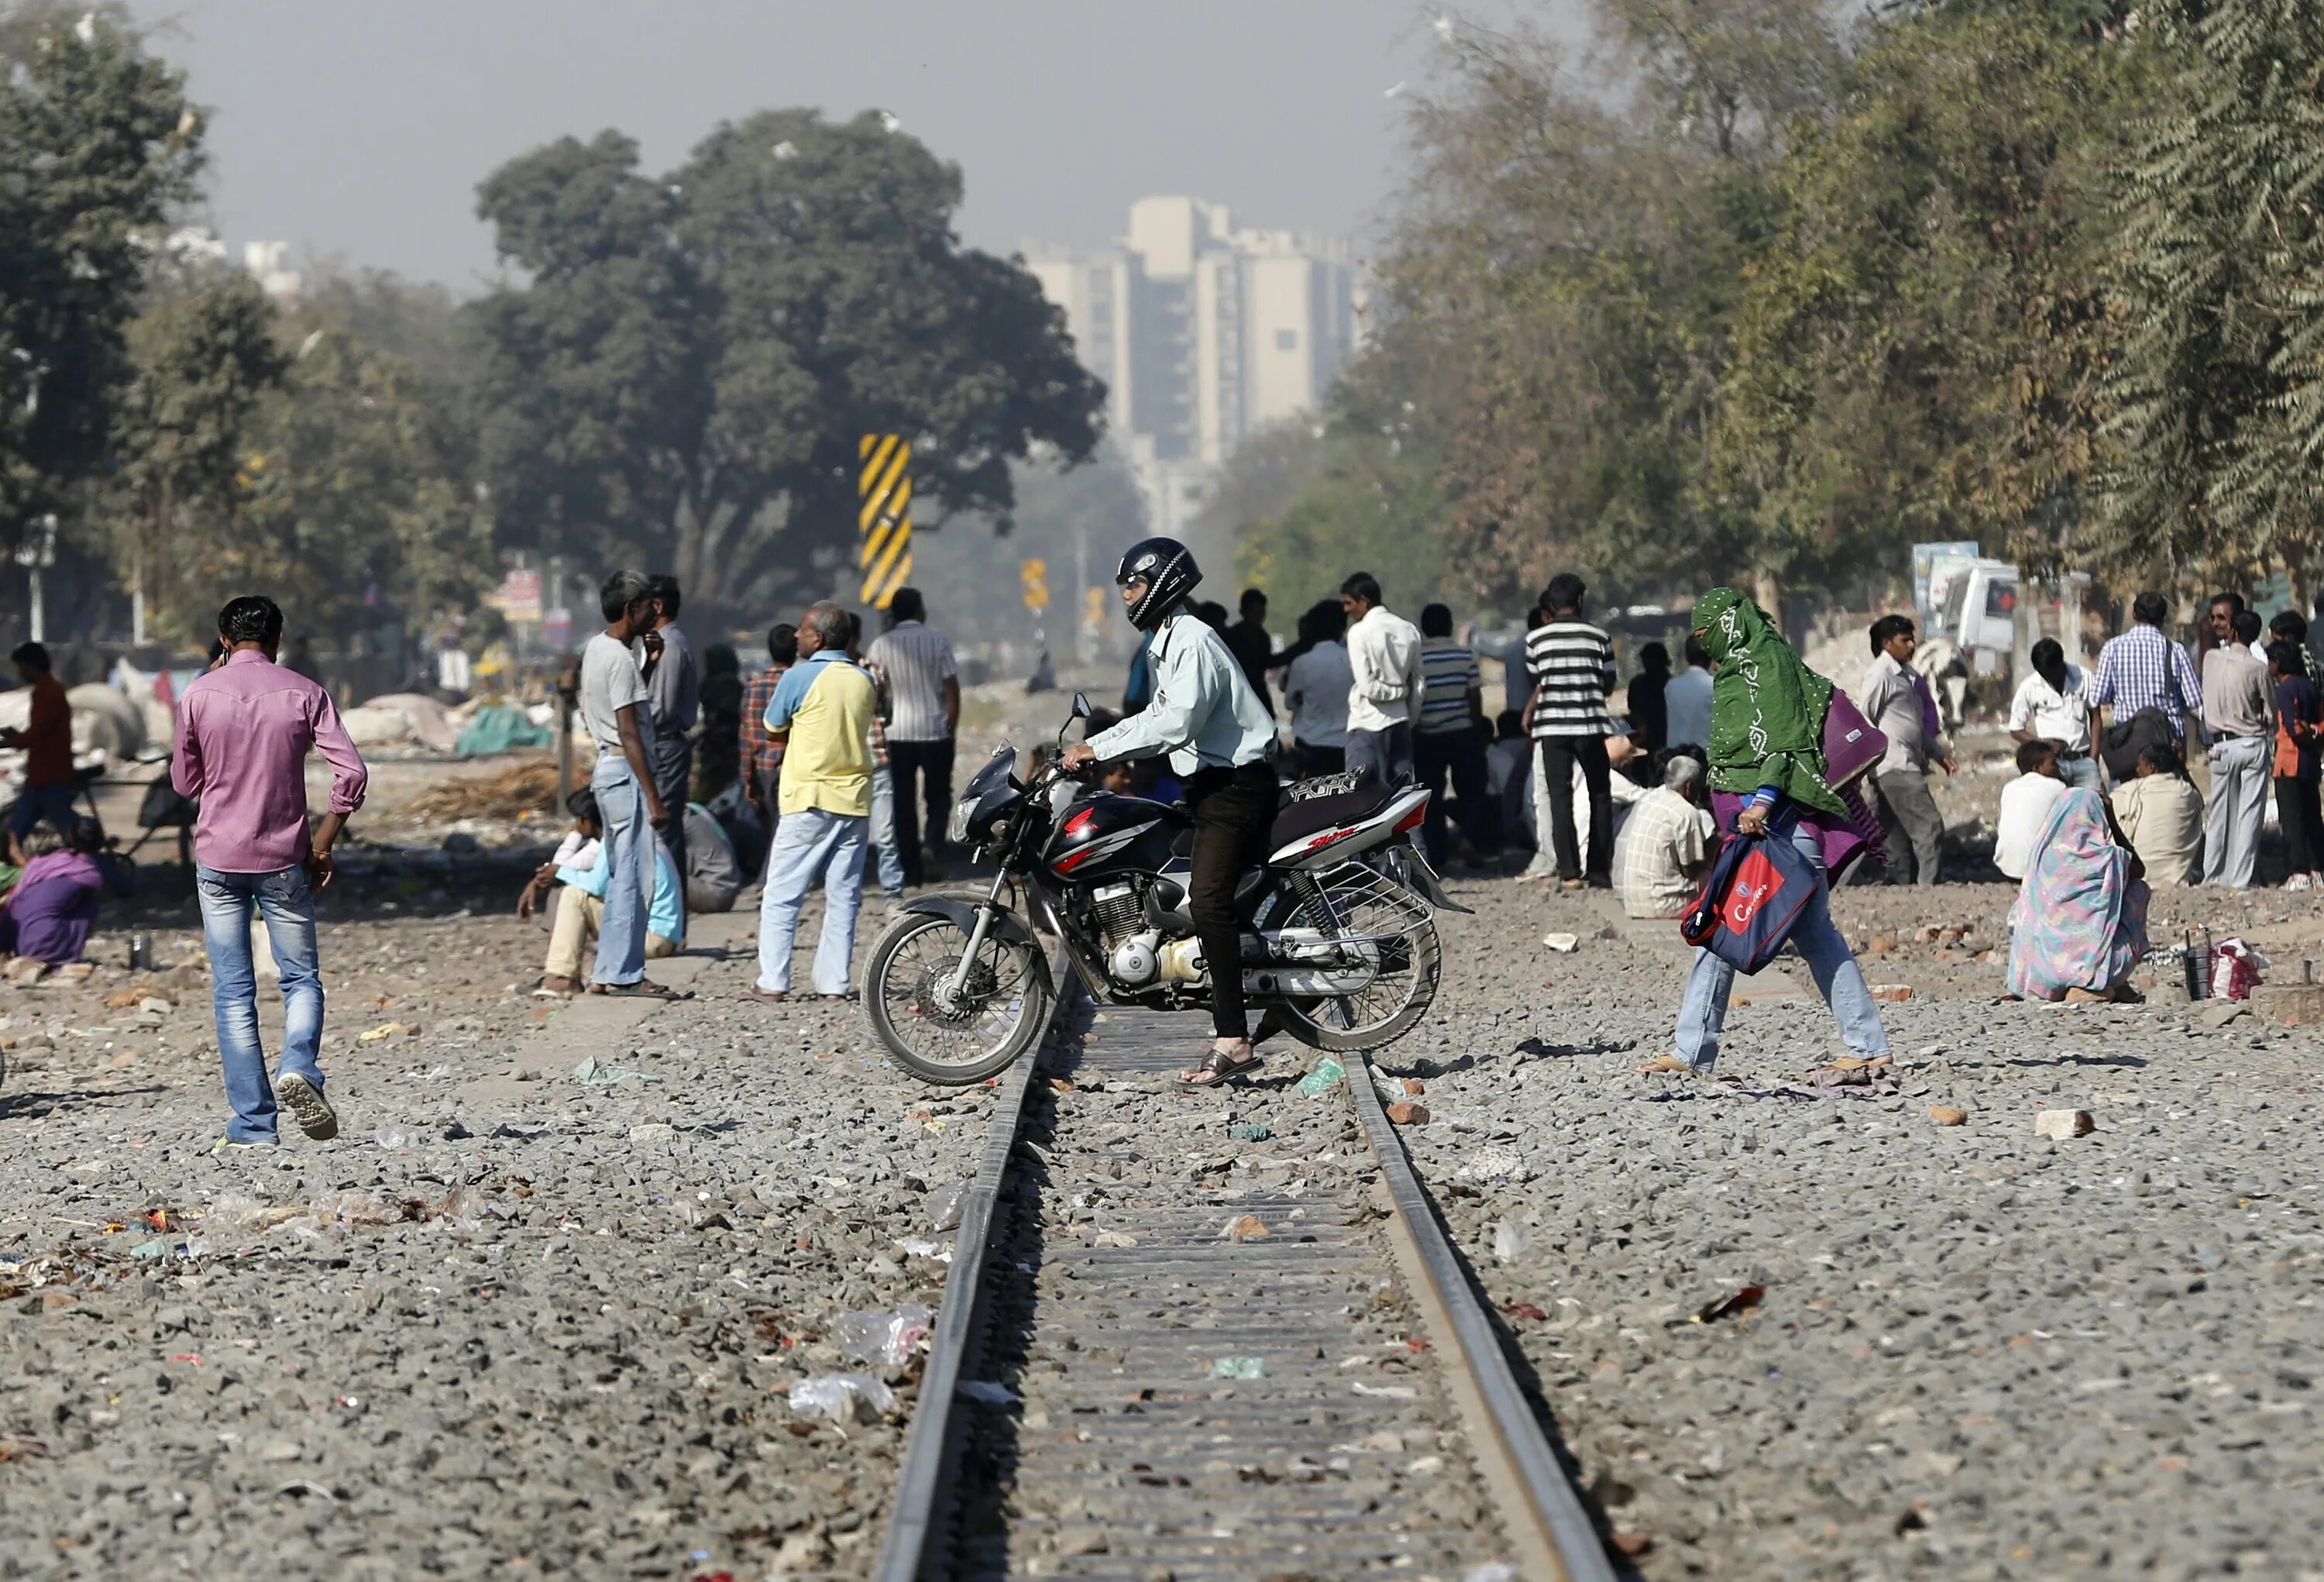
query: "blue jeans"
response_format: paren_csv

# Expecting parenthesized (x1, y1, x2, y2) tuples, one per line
(1674, 824, 1889, 1071)
(869, 765, 906, 899)
(7, 781, 79, 842)
(2055, 755, 2102, 793)
(590, 755, 657, 985)
(196, 864, 324, 1143)
(756, 806, 868, 995)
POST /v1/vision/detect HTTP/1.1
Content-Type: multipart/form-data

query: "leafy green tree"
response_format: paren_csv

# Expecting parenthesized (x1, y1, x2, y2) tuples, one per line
(234, 321, 494, 635)
(1710, 6, 2139, 588)
(466, 111, 1105, 620)
(0, 7, 203, 547)
(108, 275, 287, 638)
(2098, 0, 2324, 594)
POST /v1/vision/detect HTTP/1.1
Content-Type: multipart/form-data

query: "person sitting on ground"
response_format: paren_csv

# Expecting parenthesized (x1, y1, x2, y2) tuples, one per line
(2006, 786, 2149, 1003)
(518, 789, 683, 996)
(1994, 739, 2071, 881)
(1483, 709, 1533, 857)
(1614, 751, 1713, 920)
(0, 820, 129, 967)
(2110, 742, 2204, 887)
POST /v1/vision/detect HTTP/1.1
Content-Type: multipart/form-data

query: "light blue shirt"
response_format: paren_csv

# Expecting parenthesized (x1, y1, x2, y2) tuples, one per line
(1087, 609, 1277, 776)
(560, 841, 685, 945)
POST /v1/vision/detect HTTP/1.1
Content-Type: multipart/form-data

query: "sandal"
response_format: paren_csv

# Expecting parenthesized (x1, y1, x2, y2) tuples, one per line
(1179, 1046, 1263, 1087)
(590, 980, 692, 1000)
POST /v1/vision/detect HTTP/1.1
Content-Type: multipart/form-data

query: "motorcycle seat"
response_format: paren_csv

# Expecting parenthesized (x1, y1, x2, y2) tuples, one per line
(1267, 784, 1394, 852)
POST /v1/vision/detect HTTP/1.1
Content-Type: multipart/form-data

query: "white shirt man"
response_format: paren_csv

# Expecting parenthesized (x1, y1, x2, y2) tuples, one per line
(1994, 746, 2070, 881)
(1284, 636, 1353, 776)
(2008, 645, 2100, 791)
(1341, 577, 1423, 788)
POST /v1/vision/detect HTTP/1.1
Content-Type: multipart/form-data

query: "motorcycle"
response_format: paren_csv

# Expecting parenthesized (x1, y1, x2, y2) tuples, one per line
(860, 693, 1464, 1085)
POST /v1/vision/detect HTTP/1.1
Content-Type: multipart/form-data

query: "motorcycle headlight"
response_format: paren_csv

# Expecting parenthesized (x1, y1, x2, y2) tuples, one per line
(947, 797, 975, 844)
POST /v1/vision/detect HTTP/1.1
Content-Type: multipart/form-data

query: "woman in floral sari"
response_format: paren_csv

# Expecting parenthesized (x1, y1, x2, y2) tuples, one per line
(2007, 787, 2149, 1003)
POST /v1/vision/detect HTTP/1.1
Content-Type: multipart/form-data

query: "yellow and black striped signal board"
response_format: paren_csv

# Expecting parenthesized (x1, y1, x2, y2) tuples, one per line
(858, 433, 912, 608)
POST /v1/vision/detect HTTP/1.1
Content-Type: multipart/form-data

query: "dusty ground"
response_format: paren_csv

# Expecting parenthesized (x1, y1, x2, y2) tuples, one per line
(0, 875, 992, 1580)
(1397, 874, 2324, 1580)
(7, 717, 2322, 1578)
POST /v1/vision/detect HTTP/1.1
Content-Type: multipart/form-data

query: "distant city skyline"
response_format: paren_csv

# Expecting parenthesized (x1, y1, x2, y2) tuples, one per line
(119, 1, 1589, 294)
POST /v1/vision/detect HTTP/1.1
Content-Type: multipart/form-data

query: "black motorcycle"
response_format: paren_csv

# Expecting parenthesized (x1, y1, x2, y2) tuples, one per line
(861, 694, 1463, 1085)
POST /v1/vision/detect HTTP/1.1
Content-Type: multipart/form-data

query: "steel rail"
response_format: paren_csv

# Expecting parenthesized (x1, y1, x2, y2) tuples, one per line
(1348, 1056, 1618, 1582)
(870, 958, 1067, 1582)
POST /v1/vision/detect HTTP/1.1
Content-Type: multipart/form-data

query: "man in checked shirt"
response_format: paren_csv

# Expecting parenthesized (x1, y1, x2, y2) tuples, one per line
(2094, 590, 2205, 781)
(740, 623, 799, 875)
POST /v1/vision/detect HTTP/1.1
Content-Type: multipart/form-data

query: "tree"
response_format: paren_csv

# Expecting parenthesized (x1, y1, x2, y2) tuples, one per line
(0, 8, 204, 549)
(108, 275, 287, 638)
(1709, 6, 2139, 590)
(466, 111, 1105, 621)
(2098, 0, 2324, 595)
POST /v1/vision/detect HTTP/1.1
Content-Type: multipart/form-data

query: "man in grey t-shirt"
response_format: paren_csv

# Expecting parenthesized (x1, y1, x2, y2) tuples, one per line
(579, 571, 680, 997)
(635, 574, 699, 902)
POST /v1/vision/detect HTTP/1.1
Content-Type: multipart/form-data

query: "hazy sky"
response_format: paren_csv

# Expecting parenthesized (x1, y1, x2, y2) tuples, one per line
(122, 0, 1582, 294)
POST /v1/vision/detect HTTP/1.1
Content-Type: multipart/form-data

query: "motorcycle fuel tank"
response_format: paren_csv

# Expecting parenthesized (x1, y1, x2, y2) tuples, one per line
(1043, 791, 1184, 881)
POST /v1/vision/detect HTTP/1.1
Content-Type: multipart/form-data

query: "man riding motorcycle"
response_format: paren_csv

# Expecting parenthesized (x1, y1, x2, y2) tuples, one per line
(1059, 537, 1279, 1086)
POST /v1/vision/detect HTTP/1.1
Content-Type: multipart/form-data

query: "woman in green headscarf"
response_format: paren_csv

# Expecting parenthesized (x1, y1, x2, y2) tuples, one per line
(1638, 589, 1891, 1078)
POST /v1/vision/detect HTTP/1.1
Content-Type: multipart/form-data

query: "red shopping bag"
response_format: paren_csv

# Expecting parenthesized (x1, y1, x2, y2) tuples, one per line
(1680, 831, 1818, 975)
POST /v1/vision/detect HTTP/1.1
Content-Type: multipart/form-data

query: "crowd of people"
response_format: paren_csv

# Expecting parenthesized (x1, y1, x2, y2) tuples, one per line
(13, 552, 2324, 1138)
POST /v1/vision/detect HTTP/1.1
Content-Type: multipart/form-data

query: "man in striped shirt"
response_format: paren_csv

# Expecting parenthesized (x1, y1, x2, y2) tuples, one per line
(862, 587, 959, 889)
(1413, 603, 1487, 868)
(1525, 573, 1619, 889)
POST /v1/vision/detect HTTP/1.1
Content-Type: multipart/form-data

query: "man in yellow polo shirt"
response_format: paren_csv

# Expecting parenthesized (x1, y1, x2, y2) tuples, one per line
(746, 601, 879, 1002)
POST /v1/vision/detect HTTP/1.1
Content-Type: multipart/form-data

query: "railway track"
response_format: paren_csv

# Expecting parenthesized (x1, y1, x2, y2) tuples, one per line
(873, 982, 1614, 1582)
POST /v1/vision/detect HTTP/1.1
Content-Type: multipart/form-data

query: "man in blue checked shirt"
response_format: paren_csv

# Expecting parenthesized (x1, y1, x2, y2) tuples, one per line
(2094, 591, 2203, 779)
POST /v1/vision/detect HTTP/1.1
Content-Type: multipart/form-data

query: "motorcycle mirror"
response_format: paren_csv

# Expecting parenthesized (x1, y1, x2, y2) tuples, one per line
(1071, 691, 1092, 720)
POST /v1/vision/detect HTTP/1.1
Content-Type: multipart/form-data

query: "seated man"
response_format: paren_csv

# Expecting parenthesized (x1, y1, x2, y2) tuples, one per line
(0, 820, 130, 967)
(1994, 739, 2070, 881)
(2110, 743, 2205, 887)
(1484, 710, 1534, 857)
(518, 789, 684, 995)
(1614, 753, 1714, 919)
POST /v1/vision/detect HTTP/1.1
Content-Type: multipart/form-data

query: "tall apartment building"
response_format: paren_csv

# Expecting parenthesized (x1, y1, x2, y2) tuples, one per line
(1028, 197, 1362, 542)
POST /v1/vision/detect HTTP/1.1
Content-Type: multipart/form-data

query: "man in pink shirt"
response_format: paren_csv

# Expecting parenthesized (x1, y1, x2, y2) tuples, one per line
(172, 595, 368, 1149)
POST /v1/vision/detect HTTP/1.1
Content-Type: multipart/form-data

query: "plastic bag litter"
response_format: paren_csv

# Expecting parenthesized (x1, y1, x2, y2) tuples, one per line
(1294, 1058, 1346, 1097)
(1212, 1357, 1266, 1379)
(431, 1185, 489, 1231)
(925, 1181, 968, 1233)
(955, 1380, 1020, 1406)
(311, 1191, 408, 1226)
(1490, 1220, 1529, 1265)
(831, 1304, 934, 1368)
(1464, 1566, 1520, 1582)
(201, 1193, 306, 1240)
(896, 1236, 951, 1262)
(788, 1372, 896, 1423)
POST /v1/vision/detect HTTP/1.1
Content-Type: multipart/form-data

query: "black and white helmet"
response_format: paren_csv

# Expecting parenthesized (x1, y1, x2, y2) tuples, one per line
(1115, 536, 1202, 631)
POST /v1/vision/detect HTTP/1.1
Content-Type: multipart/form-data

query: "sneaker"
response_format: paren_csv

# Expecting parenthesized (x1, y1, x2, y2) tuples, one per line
(273, 1071, 339, 1140)
(211, 1135, 280, 1154)
(2284, 874, 2313, 892)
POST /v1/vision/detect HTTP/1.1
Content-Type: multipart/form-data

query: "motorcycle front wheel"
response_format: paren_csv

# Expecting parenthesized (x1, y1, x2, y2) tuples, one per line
(862, 909, 1054, 1085)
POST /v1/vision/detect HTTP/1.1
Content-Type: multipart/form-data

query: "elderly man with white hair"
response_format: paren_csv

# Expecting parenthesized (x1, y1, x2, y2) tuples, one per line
(1614, 751, 1716, 920)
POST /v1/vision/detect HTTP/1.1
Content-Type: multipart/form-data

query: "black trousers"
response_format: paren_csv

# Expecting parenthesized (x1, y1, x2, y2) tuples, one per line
(2279, 775, 2324, 873)
(649, 733, 693, 900)
(1538, 734, 1613, 883)
(1414, 728, 1489, 868)
(887, 738, 955, 889)
(1185, 759, 1280, 1040)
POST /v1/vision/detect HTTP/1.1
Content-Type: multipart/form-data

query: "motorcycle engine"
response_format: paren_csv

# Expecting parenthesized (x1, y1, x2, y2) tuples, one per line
(1091, 881, 1163, 987)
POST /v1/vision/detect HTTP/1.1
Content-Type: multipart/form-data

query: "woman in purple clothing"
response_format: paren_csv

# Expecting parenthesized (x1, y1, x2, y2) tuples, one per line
(0, 821, 127, 965)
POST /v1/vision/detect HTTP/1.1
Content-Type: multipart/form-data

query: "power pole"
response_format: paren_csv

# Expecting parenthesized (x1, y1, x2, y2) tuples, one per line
(14, 516, 57, 643)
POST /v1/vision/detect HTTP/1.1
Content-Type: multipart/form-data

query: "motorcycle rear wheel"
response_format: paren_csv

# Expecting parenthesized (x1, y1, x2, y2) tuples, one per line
(862, 910, 1054, 1085)
(1273, 913, 1442, 1054)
